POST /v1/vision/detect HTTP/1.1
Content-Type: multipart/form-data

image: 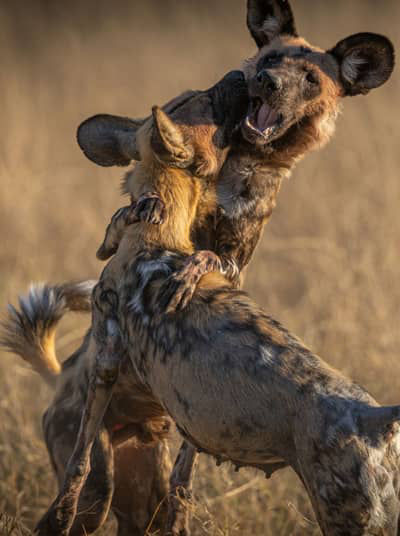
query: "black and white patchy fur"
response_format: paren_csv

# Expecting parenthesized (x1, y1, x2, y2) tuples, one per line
(37, 102, 400, 536)
(5, 1, 396, 535)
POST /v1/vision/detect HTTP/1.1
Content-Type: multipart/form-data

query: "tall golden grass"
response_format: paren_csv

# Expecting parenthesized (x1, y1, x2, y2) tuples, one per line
(0, 1, 399, 534)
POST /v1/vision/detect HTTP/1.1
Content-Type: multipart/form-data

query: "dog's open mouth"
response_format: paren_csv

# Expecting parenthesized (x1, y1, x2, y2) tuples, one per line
(242, 98, 283, 142)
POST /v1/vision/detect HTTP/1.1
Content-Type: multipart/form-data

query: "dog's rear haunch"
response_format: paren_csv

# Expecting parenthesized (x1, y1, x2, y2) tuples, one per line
(0, 281, 172, 536)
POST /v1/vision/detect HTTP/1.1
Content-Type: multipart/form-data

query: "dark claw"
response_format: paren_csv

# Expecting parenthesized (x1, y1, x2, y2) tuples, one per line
(170, 286, 194, 314)
(156, 251, 222, 315)
(134, 192, 165, 225)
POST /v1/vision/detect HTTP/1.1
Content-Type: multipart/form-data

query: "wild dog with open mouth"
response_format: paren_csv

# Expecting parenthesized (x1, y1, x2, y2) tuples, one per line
(35, 94, 400, 536)
(74, 1, 395, 532)
(79, 0, 394, 313)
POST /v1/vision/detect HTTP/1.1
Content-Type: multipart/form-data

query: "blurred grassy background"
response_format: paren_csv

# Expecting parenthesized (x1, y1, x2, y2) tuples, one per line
(0, 1, 399, 534)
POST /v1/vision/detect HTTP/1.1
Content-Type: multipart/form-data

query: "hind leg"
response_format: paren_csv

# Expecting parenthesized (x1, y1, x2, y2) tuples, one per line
(36, 300, 123, 535)
(42, 406, 114, 535)
(69, 427, 114, 535)
(112, 439, 172, 536)
(166, 441, 199, 536)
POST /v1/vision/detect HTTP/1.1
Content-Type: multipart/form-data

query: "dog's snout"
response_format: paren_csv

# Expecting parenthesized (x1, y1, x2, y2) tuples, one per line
(256, 70, 281, 93)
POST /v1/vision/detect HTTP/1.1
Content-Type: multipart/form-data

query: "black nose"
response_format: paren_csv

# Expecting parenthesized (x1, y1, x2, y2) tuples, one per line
(256, 70, 281, 92)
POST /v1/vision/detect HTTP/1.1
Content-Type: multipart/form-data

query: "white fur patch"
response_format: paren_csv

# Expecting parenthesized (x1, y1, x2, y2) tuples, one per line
(262, 17, 280, 39)
(260, 346, 276, 366)
(341, 52, 368, 84)
(221, 258, 239, 282)
(22, 283, 61, 323)
(106, 318, 119, 337)
(315, 110, 339, 148)
(75, 280, 97, 295)
(242, 54, 258, 80)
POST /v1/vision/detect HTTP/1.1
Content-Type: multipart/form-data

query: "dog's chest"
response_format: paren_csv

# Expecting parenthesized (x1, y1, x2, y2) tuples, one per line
(217, 154, 285, 219)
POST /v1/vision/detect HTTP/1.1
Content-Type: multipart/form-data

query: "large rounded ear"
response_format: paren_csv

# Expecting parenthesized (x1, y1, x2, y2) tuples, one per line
(247, 0, 298, 49)
(329, 33, 395, 97)
(77, 114, 146, 167)
(150, 106, 194, 168)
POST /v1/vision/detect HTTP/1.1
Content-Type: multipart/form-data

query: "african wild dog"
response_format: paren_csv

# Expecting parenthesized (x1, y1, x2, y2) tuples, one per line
(73, 1, 395, 531)
(35, 92, 400, 536)
(0, 78, 245, 536)
(79, 0, 394, 314)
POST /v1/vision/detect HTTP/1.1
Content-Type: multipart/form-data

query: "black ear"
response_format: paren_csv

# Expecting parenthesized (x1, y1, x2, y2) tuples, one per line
(150, 106, 194, 167)
(329, 33, 395, 97)
(77, 114, 146, 167)
(247, 0, 298, 49)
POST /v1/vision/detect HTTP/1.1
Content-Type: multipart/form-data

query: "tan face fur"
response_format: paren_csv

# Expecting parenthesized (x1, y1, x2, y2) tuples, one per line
(242, 0, 394, 150)
(242, 35, 340, 147)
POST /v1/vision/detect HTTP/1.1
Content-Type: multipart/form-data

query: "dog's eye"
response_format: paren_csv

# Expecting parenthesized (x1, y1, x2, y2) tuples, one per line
(264, 53, 282, 66)
(256, 52, 283, 72)
(306, 71, 318, 85)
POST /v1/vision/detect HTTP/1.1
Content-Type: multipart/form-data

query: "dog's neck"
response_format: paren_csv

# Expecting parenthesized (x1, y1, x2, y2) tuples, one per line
(121, 162, 202, 258)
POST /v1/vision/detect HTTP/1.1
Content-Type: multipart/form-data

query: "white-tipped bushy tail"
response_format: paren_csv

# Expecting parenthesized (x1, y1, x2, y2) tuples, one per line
(0, 280, 96, 387)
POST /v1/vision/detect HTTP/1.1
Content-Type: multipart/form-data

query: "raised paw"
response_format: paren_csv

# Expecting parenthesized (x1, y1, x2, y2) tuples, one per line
(133, 191, 165, 225)
(156, 250, 222, 314)
(96, 205, 135, 260)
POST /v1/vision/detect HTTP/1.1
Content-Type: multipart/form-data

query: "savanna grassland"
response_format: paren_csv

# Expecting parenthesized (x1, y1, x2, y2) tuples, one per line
(0, 1, 399, 534)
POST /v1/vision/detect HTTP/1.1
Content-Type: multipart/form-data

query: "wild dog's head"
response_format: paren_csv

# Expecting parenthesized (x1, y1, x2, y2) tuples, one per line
(77, 72, 248, 253)
(242, 0, 394, 153)
(77, 70, 248, 181)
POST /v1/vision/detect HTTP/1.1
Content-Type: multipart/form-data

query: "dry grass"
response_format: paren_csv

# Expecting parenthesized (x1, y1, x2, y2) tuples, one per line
(0, 1, 399, 534)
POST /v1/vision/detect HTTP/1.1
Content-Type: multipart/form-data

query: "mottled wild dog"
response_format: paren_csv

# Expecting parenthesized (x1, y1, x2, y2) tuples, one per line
(9, 72, 245, 536)
(39, 35, 400, 536)
(37, 96, 400, 536)
(75, 2, 395, 531)
(0, 77, 245, 536)
(0, 281, 172, 536)
(79, 0, 394, 313)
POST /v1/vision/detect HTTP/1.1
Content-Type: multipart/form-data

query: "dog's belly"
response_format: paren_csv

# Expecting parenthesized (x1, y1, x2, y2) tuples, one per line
(147, 356, 290, 465)
(123, 261, 372, 465)
(138, 301, 295, 464)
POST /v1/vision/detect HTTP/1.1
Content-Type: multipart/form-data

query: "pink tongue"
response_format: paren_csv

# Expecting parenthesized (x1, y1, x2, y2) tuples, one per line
(257, 103, 278, 130)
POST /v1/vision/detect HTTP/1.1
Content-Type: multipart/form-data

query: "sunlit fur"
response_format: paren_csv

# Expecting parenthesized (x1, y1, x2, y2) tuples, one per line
(87, 105, 400, 535)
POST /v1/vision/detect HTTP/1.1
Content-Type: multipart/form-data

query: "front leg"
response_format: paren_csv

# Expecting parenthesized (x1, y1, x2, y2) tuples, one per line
(156, 208, 267, 314)
(215, 208, 268, 288)
(166, 441, 199, 536)
(157, 250, 223, 313)
(35, 287, 124, 535)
